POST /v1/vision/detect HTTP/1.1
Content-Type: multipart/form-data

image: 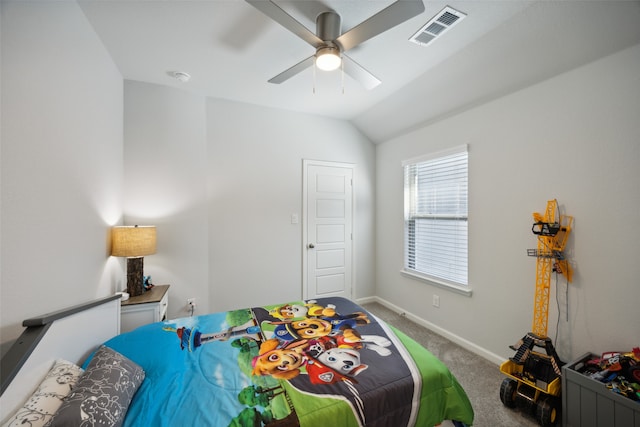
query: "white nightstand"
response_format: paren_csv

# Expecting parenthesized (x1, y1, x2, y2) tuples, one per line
(120, 284, 169, 333)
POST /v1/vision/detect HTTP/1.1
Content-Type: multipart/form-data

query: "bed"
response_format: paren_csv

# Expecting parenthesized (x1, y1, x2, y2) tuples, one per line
(0, 295, 473, 427)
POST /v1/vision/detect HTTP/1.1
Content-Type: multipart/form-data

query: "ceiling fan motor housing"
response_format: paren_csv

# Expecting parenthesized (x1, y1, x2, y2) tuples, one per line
(317, 11, 341, 44)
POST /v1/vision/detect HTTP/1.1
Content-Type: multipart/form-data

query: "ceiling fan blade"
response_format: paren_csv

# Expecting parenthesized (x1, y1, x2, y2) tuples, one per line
(342, 54, 381, 90)
(245, 0, 323, 48)
(268, 56, 315, 84)
(336, 0, 425, 52)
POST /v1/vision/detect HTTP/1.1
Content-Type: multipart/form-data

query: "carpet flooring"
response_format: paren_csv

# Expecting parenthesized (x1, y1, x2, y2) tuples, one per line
(361, 301, 544, 427)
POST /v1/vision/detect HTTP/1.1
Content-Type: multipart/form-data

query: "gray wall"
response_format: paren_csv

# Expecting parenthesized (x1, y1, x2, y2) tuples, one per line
(1, 1, 124, 342)
(375, 43, 640, 363)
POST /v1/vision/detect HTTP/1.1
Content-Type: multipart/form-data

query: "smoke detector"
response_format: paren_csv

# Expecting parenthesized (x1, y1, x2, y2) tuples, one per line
(170, 71, 191, 82)
(409, 6, 466, 47)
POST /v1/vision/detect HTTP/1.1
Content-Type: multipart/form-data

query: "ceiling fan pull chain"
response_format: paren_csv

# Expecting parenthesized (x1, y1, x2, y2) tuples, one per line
(313, 61, 317, 94)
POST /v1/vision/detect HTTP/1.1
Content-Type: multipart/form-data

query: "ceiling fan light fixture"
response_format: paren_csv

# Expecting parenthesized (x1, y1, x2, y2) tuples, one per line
(315, 47, 341, 71)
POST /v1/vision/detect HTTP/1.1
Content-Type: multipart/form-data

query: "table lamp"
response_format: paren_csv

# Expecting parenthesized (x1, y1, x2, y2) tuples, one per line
(111, 225, 157, 297)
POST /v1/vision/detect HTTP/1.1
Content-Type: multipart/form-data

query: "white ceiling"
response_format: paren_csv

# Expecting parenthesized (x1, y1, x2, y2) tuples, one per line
(78, 0, 640, 143)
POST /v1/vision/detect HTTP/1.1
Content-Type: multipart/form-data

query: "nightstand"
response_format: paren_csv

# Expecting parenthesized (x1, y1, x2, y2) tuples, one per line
(120, 284, 170, 333)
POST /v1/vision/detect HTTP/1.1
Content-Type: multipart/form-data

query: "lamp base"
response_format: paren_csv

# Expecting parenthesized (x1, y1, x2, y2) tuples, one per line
(126, 257, 145, 297)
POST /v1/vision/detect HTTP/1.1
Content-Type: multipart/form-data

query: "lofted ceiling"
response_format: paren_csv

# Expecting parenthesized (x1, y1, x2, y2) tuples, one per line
(78, 0, 640, 143)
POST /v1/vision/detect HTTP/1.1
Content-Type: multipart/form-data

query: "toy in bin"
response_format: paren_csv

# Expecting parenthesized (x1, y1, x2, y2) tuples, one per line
(579, 348, 640, 402)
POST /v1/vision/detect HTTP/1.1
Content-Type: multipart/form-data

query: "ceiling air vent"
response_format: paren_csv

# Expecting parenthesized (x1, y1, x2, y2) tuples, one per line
(409, 6, 466, 46)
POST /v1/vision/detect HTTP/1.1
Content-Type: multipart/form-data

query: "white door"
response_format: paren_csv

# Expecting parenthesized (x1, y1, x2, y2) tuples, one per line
(303, 160, 353, 300)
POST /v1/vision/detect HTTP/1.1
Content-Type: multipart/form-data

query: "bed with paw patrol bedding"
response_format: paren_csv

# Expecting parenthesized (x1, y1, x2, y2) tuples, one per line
(105, 297, 473, 426)
(1, 296, 473, 427)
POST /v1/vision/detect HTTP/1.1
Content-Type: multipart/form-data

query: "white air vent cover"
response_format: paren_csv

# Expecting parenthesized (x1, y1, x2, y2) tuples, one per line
(409, 6, 466, 46)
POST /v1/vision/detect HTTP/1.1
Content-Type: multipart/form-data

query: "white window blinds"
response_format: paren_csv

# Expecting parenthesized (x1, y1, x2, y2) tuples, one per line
(403, 145, 468, 286)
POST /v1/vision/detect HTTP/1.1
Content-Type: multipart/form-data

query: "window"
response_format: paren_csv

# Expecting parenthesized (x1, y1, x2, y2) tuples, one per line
(402, 145, 469, 292)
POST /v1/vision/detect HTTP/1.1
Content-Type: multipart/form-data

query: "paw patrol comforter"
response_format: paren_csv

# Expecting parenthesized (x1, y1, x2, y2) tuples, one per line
(101, 297, 473, 426)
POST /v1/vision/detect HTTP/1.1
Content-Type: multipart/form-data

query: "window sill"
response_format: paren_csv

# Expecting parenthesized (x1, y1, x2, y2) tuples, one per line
(400, 269, 473, 297)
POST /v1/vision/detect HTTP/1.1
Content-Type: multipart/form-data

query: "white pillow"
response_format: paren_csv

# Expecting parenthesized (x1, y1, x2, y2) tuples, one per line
(2, 359, 84, 427)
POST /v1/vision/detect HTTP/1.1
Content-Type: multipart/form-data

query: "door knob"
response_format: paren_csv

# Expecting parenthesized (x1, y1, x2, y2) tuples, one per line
(308, 243, 315, 249)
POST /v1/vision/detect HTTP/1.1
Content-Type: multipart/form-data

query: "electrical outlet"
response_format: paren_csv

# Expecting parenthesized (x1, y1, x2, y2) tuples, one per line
(432, 294, 440, 308)
(186, 298, 197, 314)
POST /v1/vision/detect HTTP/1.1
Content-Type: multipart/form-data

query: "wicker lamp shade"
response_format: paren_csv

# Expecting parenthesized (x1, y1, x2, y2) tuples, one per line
(111, 226, 156, 297)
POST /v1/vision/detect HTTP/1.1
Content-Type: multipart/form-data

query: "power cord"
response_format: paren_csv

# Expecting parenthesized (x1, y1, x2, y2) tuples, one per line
(554, 271, 569, 347)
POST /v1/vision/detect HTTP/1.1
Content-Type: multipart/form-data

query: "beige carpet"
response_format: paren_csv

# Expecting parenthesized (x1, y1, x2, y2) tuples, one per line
(362, 301, 543, 427)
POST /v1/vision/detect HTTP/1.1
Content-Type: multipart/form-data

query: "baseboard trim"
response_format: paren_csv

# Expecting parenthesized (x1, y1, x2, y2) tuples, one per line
(356, 295, 505, 366)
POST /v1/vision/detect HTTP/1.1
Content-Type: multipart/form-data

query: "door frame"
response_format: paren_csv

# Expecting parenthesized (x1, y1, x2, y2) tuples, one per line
(302, 159, 355, 300)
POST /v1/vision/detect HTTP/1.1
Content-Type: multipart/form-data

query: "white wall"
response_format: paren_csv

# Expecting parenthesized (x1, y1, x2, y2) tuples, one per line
(123, 81, 209, 320)
(376, 43, 640, 363)
(207, 99, 376, 311)
(121, 87, 376, 317)
(0, 1, 123, 342)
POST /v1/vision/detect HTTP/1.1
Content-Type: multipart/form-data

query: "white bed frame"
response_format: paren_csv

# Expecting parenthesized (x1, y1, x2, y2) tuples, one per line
(0, 295, 121, 423)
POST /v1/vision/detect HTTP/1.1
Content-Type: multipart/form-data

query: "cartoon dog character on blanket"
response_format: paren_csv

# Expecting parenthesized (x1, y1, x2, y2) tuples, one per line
(262, 310, 370, 341)
(251, 339, 309, 380)
(269, 300, 337, 320)
(253, 319, 392, 382)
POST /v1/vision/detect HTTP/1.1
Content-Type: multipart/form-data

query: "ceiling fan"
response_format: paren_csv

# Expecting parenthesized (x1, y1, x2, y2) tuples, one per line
(245, 0, 425, 90)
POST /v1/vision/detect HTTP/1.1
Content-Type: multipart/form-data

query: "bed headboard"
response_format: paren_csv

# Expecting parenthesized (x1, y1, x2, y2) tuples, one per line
(0, 295, 121, 423)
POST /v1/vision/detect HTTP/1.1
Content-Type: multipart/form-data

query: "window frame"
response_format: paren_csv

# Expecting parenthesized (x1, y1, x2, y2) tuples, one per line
(401, 145, 472, 296)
